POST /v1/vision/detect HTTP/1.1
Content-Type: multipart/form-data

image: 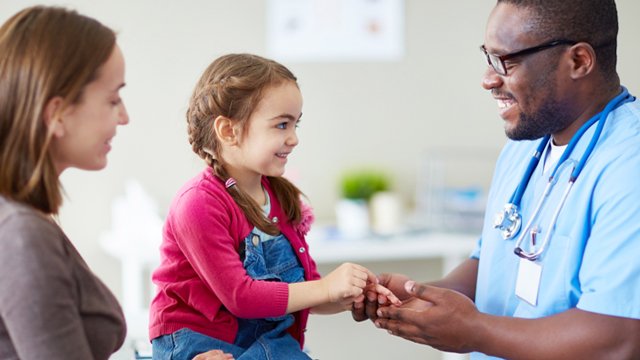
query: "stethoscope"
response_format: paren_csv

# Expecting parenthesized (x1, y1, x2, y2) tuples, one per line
(493, 87, 634, 261)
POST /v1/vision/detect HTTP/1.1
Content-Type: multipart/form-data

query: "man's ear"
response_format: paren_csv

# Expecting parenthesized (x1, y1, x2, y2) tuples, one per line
(213, 115, 238, 145)
(567, 43, 596, 80)
(43, 96, 65, 137)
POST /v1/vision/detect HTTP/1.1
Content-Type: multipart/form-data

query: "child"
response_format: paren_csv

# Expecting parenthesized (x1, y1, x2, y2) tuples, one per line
(149, 53, 398, 360)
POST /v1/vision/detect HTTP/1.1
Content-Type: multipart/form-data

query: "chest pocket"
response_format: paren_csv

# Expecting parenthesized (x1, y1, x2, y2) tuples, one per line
(242, 233, 305, 284)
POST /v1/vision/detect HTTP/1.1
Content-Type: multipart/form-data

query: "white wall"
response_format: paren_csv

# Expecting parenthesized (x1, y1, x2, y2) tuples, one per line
(1, 1, 639, 359)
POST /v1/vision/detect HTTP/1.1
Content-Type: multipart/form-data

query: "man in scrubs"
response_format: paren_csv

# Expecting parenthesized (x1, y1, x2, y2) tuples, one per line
(353, 0, 640, 358)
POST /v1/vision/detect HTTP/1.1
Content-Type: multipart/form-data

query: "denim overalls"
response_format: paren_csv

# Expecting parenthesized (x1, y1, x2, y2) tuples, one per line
(152, 193, 311, 360)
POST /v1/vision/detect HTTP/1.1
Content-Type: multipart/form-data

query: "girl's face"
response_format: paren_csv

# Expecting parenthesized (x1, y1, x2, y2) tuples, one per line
(49, 45, 129, 174)
(234, 81, 303, 182)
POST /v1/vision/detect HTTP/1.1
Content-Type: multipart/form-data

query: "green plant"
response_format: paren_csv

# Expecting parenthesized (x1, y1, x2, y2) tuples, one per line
(339, 169, 390, 201)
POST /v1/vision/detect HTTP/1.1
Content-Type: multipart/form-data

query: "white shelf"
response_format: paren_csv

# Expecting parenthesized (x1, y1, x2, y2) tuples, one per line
(306, 227, 477, 273)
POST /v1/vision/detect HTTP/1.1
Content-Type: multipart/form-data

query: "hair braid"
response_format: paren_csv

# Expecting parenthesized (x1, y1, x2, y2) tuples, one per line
(210, 158, 279, 234)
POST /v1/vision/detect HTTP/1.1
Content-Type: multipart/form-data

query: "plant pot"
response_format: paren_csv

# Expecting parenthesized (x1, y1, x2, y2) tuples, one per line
(335, 198, 370, 239)
(370, 191, 403, 235)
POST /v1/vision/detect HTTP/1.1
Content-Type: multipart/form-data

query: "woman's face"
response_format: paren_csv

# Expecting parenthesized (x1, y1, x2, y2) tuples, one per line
(49, 45, 129, 174)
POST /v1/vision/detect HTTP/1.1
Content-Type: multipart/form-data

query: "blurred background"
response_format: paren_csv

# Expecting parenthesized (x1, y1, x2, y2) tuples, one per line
(1, 1, 639, 359)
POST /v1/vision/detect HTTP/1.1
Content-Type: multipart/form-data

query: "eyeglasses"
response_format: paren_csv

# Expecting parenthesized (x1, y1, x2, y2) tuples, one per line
(480, 39, 577, 76)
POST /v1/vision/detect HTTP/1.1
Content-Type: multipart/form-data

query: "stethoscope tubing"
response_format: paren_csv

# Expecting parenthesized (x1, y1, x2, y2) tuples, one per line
(509, 137, 548, 206)
(513, 177, 575, 260)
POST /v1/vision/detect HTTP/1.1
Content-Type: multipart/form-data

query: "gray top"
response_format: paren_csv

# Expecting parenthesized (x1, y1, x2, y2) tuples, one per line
(0, 197, 126, 360)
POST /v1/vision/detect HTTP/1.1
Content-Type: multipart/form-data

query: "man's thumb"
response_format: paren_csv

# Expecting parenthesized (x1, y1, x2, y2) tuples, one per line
(404, 280, 432, 299)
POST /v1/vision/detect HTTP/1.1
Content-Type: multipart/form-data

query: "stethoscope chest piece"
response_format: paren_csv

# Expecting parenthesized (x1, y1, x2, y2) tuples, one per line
(493, 203, 522, 240)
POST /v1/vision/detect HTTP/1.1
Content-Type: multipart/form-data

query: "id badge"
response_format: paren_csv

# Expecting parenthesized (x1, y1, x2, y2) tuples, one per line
(515, 258, 542, 306)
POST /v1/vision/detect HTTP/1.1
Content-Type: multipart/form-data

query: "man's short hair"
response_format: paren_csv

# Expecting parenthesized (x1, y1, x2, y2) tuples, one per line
(497, 0, 618, 77)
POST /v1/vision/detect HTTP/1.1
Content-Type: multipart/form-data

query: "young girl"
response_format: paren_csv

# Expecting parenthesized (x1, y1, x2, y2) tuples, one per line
(149, 53, 399, 359)
(0, 6, 129, 359)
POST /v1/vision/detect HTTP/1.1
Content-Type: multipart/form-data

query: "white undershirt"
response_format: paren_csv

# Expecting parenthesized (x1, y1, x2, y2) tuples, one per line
(543, 139, 568, 174)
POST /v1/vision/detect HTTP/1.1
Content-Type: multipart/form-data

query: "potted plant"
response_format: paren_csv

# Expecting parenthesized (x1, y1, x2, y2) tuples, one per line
(335, 169, 390, 238)
(340, 170, 390, 201)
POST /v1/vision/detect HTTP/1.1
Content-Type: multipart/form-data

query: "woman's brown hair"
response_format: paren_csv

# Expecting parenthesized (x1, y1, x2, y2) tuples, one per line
(187, 53, 304, 235)
(0, 6, 116, 214)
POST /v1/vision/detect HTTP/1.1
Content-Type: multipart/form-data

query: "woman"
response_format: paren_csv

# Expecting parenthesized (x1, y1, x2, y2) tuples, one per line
(0, 6, 129, 359)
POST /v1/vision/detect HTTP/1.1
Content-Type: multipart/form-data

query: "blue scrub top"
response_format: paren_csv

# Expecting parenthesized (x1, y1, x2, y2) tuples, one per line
(470, 98, 640, 359)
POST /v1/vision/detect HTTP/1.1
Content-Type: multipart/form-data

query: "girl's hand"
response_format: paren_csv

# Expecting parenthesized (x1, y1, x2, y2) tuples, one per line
(370, 282, 403, 306)
(321, 262, 377, 303)
(192, 350, 234, 360)
(352, 273, 410, 322)
(353, 281, 402, 312)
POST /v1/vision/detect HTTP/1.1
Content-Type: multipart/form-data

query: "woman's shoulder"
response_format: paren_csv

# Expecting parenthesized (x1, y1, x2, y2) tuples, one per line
(0, 196, 59, 233)
(0, 197, 68, 263)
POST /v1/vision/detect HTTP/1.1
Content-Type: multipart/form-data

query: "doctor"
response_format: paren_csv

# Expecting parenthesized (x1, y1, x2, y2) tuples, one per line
(353, 0, 640, 358)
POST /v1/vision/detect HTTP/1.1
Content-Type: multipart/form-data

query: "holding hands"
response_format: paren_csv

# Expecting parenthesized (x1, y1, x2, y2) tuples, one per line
(352, 273, 412, 320)
(303, 263, 400, 315)
(320, 263, 401, 311)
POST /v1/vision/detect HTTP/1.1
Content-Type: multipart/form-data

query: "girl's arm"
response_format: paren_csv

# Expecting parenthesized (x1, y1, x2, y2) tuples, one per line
(287, 262, 371, 313)
(311, 282, 400, 315)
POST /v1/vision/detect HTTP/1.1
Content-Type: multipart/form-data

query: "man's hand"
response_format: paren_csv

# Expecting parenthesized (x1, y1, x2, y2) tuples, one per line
(374, 281, 479, 353)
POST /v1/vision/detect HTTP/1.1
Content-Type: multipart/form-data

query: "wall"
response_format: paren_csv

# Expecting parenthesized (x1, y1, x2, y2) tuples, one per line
(1, 1, 639, 359)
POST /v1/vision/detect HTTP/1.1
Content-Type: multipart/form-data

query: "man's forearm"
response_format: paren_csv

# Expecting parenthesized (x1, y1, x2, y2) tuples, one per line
(428, 257, 479, 300)
(472, 308, 640, 359)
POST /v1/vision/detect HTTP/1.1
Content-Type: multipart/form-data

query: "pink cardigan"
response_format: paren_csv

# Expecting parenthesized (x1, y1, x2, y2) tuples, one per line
(149, 169, 321, 346)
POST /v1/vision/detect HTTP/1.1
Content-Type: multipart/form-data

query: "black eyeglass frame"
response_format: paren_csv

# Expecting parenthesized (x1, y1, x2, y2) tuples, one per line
(480, 39, 578, 76)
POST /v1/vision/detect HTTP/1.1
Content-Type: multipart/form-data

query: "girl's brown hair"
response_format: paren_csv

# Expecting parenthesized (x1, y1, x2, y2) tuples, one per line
(187, 53, 303, 235)
(0, 6, 116, 214)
